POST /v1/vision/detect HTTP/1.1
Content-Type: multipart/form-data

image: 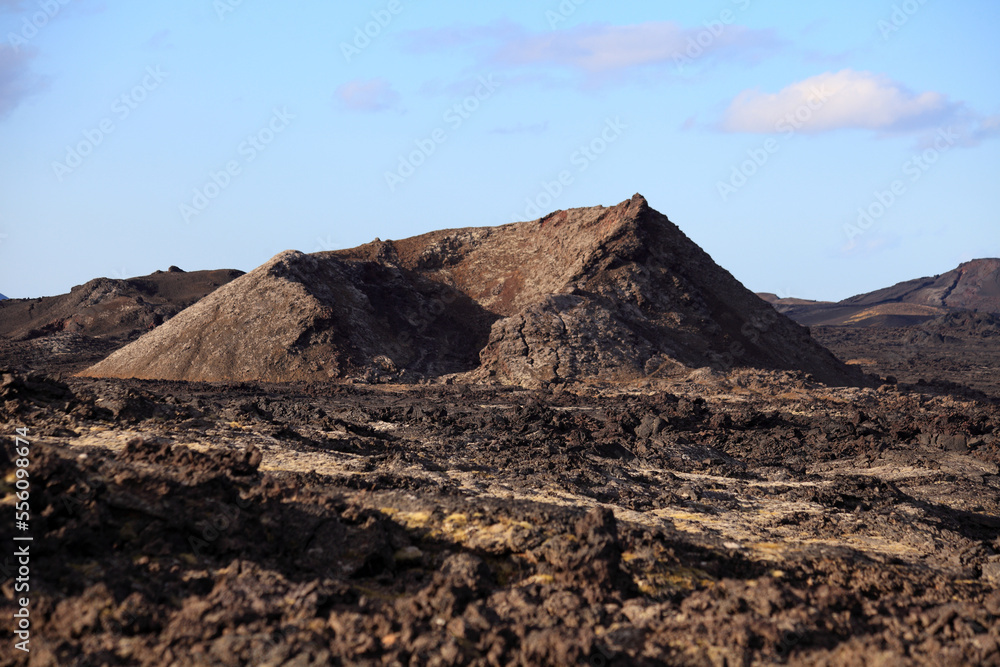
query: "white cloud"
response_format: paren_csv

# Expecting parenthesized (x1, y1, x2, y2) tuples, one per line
(335, 78, 400, 113)
(720, 69, 958, 134)
(401, 20, 781, 84)
(497, 22, 775, 72)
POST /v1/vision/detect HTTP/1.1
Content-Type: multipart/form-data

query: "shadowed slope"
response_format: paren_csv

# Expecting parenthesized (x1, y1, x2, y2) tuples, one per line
(82, 252, 494, 382)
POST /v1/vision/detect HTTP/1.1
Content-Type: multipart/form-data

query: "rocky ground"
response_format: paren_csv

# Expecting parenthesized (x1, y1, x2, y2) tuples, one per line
(2, 367, 999, 666)
(813, 311, 1000, 401)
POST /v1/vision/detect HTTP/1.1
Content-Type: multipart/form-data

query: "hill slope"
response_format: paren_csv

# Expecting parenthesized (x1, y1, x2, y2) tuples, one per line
(0, 266, 244, 341)
(766, 259, 1000, 327)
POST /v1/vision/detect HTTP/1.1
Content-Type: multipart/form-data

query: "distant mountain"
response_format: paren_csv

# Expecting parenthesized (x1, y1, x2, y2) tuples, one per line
(0, 293, 7, 301)
(762, 259, 1000, 327)
(0, 266, 244, 341)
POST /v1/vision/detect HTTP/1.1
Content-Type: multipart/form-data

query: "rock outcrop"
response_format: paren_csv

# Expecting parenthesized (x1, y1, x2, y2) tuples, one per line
(83, 195, 864, 386)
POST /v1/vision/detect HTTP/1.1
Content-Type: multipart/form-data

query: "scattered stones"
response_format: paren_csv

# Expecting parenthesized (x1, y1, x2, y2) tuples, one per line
(2, 366, 998, 665)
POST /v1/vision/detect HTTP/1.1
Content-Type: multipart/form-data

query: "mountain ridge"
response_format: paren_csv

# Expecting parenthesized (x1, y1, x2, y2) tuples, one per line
(762, 258, 1000, 327)
(0, 267, 244, 341)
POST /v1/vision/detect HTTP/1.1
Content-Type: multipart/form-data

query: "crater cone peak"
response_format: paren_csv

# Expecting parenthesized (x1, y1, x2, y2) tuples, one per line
(82, 195, 864, 387)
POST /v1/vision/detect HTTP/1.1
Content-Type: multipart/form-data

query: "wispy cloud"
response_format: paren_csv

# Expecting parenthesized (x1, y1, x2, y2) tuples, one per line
(335, 78, 401, 113)
(720, 69, 965, 135)
(946, 113, 1000, 148)
(400, 20, 782, 86)
(0, 45, 45, 118)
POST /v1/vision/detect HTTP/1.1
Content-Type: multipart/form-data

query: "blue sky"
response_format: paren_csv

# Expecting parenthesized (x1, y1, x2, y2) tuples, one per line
(1, 0, 998, 300)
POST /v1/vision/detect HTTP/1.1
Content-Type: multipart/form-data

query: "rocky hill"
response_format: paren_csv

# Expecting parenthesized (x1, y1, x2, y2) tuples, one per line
(0, 267, 244, 375)
(0, 266, 244, 341)
(765, 258, 1000, 327)
(81, 251, 493, 383)
(82, 195, 865, 387)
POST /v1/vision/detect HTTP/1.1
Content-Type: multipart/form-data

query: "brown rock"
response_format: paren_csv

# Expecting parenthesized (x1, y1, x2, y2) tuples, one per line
(0, 268, 243, 341)
(81, 195, 865, 387)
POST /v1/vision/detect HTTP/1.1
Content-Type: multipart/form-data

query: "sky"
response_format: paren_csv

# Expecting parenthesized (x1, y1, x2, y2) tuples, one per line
(1, 0, 998, 301)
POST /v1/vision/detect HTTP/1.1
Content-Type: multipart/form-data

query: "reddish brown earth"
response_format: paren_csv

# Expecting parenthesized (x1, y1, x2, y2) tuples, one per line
(80, 196, 862, 388)
(763, 258, 1000, 328)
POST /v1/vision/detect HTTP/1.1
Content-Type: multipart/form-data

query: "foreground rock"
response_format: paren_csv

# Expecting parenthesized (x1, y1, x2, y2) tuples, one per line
(2, 369, 998, 666)
(83, 195, 863, 387)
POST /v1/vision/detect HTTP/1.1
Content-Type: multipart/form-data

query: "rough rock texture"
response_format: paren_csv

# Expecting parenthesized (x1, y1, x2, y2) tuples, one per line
(83, 251, 494, 383)
(82, 195, 863, 387)
(3, 368, 1000, 666)
(0, 267, 243, 341)
(765, 258, 1000, 327)
(814, 310, 1000, 399)
(453, 196, 857, 386)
